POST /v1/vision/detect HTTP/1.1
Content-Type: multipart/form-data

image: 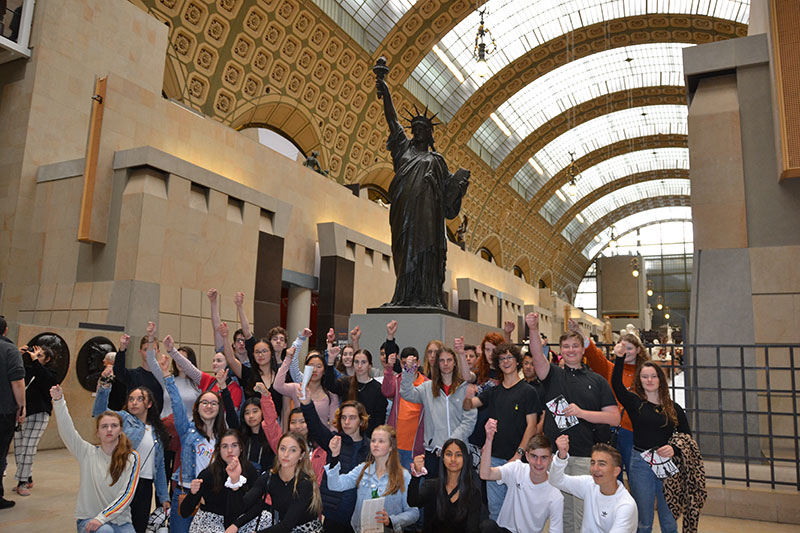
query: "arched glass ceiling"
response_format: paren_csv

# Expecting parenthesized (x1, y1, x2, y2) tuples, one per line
(534, 105, 688, 176)
(321, 0, 414, 53)
(581, 206, 693, 257)
(473, 43, 691, 163)
(539, 147, 689, 223)
(410, 0, 749, 119)
(561, 179, 691, 242)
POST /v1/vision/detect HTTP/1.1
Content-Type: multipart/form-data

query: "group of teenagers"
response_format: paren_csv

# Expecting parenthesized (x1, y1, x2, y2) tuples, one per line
(27, 290, 705, 533)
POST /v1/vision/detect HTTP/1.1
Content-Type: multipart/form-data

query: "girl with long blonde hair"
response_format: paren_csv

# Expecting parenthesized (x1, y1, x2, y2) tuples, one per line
(228, 432, 322, 532)
(324, 425, 418, 533)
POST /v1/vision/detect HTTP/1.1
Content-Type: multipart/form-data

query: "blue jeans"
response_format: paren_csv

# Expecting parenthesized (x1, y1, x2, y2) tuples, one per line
(629, 451, 678, 533)
(170, 486, 193, 533)
(486, 456, 508, 521)
(615, 428, 634, 480)
(76, 519, 135, 533)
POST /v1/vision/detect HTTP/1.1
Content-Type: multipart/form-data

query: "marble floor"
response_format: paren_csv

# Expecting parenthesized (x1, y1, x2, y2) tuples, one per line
(1, 449, 798, 532)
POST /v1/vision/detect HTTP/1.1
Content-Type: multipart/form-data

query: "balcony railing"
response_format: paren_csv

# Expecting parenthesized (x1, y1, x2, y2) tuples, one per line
(0, 0, 35, 64)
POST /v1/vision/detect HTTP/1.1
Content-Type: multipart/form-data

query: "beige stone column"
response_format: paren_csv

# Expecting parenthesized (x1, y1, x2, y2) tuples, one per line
(286, 286, 312, 363)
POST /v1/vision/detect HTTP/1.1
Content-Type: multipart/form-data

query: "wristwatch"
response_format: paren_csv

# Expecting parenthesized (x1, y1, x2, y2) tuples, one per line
(517, 447, 525, 457)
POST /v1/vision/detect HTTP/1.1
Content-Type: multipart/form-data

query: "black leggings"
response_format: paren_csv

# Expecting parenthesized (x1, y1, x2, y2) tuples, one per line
(130, 477, 154, 532)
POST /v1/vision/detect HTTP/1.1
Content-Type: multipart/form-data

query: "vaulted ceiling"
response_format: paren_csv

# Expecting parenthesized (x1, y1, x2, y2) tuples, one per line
(131, 0, 749, 296)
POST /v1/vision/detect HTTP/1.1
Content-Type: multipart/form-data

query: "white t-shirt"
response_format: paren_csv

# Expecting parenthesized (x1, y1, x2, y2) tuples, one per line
(549, 454, 637, 533)
(496, 460, 564, 533)
(136, 425, 155, 480)
(195, 437, 216, 476)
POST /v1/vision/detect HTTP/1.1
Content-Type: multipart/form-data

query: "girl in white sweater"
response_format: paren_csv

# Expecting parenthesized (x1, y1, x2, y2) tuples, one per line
(50, 385, 140, 533)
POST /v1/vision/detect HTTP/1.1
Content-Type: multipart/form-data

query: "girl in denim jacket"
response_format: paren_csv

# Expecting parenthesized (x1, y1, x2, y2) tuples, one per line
(94, 368, 170, 533)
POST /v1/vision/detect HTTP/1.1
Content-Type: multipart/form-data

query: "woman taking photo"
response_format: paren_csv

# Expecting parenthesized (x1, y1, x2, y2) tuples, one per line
(324, 425, 419, 533)
(325, 347, 387, 437)
(12, 345, 58, 496)
(400, 347, 477, 477)
(50, 384, 139, 533)
(179, 429, 257, 532)
(162, 350, 228, 533)
(612, 349, 691, 533)
(227, 433, 323, 533)
(93, 371, 170, 532)
(407, 438, 481, 533)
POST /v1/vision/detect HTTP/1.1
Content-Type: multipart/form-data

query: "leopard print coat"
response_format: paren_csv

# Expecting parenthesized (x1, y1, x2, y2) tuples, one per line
(663, 432, 706, 533)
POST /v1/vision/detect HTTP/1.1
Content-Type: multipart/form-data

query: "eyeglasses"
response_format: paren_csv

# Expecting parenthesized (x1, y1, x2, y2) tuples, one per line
(254, 349, 270, 355)
(234, 338, 245, 344)
(498, 355, 515, 363)
(199, 400, 219, 407)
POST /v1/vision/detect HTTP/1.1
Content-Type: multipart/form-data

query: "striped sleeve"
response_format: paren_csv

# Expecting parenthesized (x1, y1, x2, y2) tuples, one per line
(96, 450, 140, 524)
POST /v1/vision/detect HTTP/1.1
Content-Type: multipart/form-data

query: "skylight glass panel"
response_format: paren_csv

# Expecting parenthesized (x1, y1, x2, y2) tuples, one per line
(410, 0, 748, 121)
(538, 147, 689, 220)
(493, 43, 690, 142)
(563, 179, 690, 237)
(534, 105, 688, 176)
(329, 0, 414, 52)
(581, 206, 693, 257)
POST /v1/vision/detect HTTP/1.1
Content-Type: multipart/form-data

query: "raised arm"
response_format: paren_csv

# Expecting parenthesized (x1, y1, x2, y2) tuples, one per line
(218, 321, 243, 379)
(92, 367, 114, 417)
(399, 368, 423, 404)
(300, 401, 334, 455)
(51, 386, 92, 458)
(526, 313, 550, 381)
(218, 370, 239, 429)
(454, 336, 472, 383)
(112, 333, 131, 384)
(548, 435, 588, 499)
(611, 348, 639, 413)
(349, 325, 361, 353)
(376, 77, 400, 134)
(208, 288, 224, 350)
(503, 320, 515, 344)
(288, 328, 312, 384)
(381, 353, 398, 398)
(165, 335, 203, 385)
(256, 382, 282, 452)
(234, 291, 252, 340)
(479, 418, 502, 481)
(273, 349, 298, 404)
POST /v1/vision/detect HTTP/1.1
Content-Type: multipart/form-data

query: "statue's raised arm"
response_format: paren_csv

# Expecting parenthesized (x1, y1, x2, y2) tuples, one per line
(373, 58, 470, 310)
(374, 57, 400, 136)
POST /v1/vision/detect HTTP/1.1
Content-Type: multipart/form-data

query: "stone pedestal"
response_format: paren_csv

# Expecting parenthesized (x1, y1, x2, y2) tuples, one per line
(349, 310, 501, 369)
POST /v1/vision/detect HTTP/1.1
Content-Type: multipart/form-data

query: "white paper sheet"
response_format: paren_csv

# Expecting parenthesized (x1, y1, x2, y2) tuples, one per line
(300, 364, 314, 401)
(360, 496, 386, 533)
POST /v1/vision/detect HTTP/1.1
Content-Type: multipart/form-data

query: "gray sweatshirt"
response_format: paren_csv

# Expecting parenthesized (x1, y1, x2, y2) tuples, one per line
(399, 369, 477, 451)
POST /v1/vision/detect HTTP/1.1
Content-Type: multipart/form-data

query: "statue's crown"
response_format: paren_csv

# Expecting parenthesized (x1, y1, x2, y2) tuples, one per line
(404, 104, 441, 129)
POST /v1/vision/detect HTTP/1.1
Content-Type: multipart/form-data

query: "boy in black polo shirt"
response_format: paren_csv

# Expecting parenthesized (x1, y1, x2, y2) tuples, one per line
(464, 343, 540, 521)
(526, 313, 620, 533)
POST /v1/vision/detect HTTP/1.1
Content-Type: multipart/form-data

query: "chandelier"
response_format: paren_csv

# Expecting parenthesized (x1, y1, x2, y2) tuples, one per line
(473, 9, 496, 78)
